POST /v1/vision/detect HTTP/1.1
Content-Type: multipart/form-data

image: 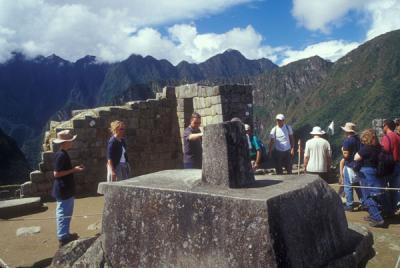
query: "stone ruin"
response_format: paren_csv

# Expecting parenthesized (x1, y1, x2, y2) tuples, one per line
(52, 121, 373, 267)
(21, 84, 253, 197)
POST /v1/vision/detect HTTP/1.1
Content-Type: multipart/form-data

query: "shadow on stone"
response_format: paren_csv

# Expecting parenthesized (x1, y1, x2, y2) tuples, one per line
(245, 179, 282, 188)
(16, 257, 53, 268)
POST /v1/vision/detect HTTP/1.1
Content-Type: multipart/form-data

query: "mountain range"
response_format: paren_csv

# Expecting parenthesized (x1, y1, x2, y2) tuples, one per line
(0, 49, 277, 179)
(1, 29, 400, 184)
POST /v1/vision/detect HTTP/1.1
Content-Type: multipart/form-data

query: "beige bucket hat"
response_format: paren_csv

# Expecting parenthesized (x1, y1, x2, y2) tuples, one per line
(341, 122, 356, 133)
(53, 130, 77, 144)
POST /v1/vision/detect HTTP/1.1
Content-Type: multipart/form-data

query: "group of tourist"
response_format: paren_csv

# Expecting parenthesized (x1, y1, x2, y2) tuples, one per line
(300, 119, 400, 228)
(50, 113, 400, 248)
(341, 120, 400, 227)
(182, 113, 296, 174)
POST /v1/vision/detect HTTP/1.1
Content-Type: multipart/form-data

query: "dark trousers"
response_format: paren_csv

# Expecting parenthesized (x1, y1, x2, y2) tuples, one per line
(273, 149, 292, 174)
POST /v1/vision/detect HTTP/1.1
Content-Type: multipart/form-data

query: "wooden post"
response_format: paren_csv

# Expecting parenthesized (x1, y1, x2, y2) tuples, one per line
(298, 139, 301, 175)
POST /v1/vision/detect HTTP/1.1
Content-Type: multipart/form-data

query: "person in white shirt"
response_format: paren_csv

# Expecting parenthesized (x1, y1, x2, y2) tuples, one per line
(304, 126, 332, 180)
(268, 114, 294, 174)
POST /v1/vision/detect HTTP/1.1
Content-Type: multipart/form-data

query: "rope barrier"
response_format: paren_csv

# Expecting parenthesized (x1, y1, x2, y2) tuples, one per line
(0, 213, 102, 222)
(329, 184, 400, 191)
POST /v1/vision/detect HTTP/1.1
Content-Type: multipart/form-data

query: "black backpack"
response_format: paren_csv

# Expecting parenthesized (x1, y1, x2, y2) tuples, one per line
(376, 135, 396, 177)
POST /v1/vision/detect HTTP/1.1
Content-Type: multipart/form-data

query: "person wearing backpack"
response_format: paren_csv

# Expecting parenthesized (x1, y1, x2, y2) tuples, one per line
(245, 124, 262, 170)
(381, 119, 400, 213)
(268, 114, 294, 175)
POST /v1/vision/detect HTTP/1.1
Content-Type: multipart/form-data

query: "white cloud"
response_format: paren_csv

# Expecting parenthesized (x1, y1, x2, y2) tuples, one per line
(167, 24, 285, 64)
(291, 0, 400, 39)
(0, 0, 253, 62)
(365, 0, 400, 40)
(291, 0, 364, 33)
(280, 40, 360, 66)
(285, 0, 400, 66)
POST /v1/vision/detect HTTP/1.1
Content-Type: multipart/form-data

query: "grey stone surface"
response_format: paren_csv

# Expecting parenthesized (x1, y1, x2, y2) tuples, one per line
(0, 197, 42, 218)
(52, 237, 100, 267)
(16, 226, 41, 237)
(202, 121, 254, 188)
(74, 235, 109, 267)
(95, 171, 372, 268)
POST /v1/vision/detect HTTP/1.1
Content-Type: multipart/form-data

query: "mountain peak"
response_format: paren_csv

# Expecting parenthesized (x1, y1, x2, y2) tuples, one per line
(75, 55, 97, 65)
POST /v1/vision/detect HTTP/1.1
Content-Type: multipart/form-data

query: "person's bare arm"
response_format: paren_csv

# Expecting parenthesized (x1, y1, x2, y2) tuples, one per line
(188, 133, 203, 141)
(289, 134, 295, 157)
(254, 150, 261, 169)
(304, 156, 309, 172)
(107, 160, 117, 181)
(339, 158, 345, 185)
(326, 154, 332, 172)
(54, 165, 84, 178)
(354, 152, 362, 161)
(268, 138, 274, 157)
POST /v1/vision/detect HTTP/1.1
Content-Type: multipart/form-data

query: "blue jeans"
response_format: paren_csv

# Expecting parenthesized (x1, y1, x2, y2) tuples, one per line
(343, 166, 363, 207)
(388, 163, 400, 211)
(56, 197, 74, 240)
(359, 167, 386, 221)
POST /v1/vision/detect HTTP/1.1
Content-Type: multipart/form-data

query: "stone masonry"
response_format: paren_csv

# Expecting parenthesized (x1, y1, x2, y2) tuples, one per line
(21, 84, 253, 198)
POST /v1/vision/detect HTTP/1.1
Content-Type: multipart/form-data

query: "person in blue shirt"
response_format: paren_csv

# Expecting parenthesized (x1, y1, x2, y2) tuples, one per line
(341, 122, 364, 211)
(107, 120, 131, 181)
(52, 130, 85, 247)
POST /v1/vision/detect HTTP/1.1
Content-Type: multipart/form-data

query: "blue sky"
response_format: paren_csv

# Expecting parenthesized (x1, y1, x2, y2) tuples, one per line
(0, 0, 399, 65)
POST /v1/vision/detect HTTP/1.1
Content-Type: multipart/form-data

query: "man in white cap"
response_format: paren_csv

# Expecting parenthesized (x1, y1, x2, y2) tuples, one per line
(304, 126, 331, 180)
(268, 114, 294, 174)
(341, 122, 363, 211)
(52, 130, 85, 247)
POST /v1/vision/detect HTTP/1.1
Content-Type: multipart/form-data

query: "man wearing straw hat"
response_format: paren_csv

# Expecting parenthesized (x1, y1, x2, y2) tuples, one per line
(304, 126, 332, 181)
(341, 122, 364, 211)
(52, 130, 85, 247)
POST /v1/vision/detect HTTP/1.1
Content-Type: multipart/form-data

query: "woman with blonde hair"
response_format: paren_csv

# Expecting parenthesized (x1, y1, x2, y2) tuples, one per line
(354, 128, 386, 227)
(107, 120, 131, 181)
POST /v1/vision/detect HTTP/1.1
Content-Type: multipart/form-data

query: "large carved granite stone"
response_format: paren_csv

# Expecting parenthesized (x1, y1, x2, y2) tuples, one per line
(202, 121, 254, 187)
(95, 171, 372, 267)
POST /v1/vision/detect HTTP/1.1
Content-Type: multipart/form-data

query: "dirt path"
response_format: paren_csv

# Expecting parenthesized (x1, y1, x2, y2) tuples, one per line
(0, 196, 104, 267)
(0, 194, 399, 267)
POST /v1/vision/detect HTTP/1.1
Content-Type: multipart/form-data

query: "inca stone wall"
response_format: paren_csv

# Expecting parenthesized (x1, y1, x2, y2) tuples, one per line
(175, 84, 253, 140)
(21, 84, 253, 198)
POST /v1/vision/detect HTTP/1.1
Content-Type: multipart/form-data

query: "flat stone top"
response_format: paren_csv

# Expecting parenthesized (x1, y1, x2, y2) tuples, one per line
(98, 170, 322, 201)
(0, 197, 41, 209)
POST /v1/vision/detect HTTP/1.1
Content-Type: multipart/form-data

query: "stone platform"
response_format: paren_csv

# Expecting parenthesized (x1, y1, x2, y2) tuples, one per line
(0, 197, 43, 218)
(82, 170, 371, 267)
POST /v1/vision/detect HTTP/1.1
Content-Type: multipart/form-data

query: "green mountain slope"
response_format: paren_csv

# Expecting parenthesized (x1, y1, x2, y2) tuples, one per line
(291, 29, 400, 128)
(252, 56, 333, 140)
(288, 29, 400, 158)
